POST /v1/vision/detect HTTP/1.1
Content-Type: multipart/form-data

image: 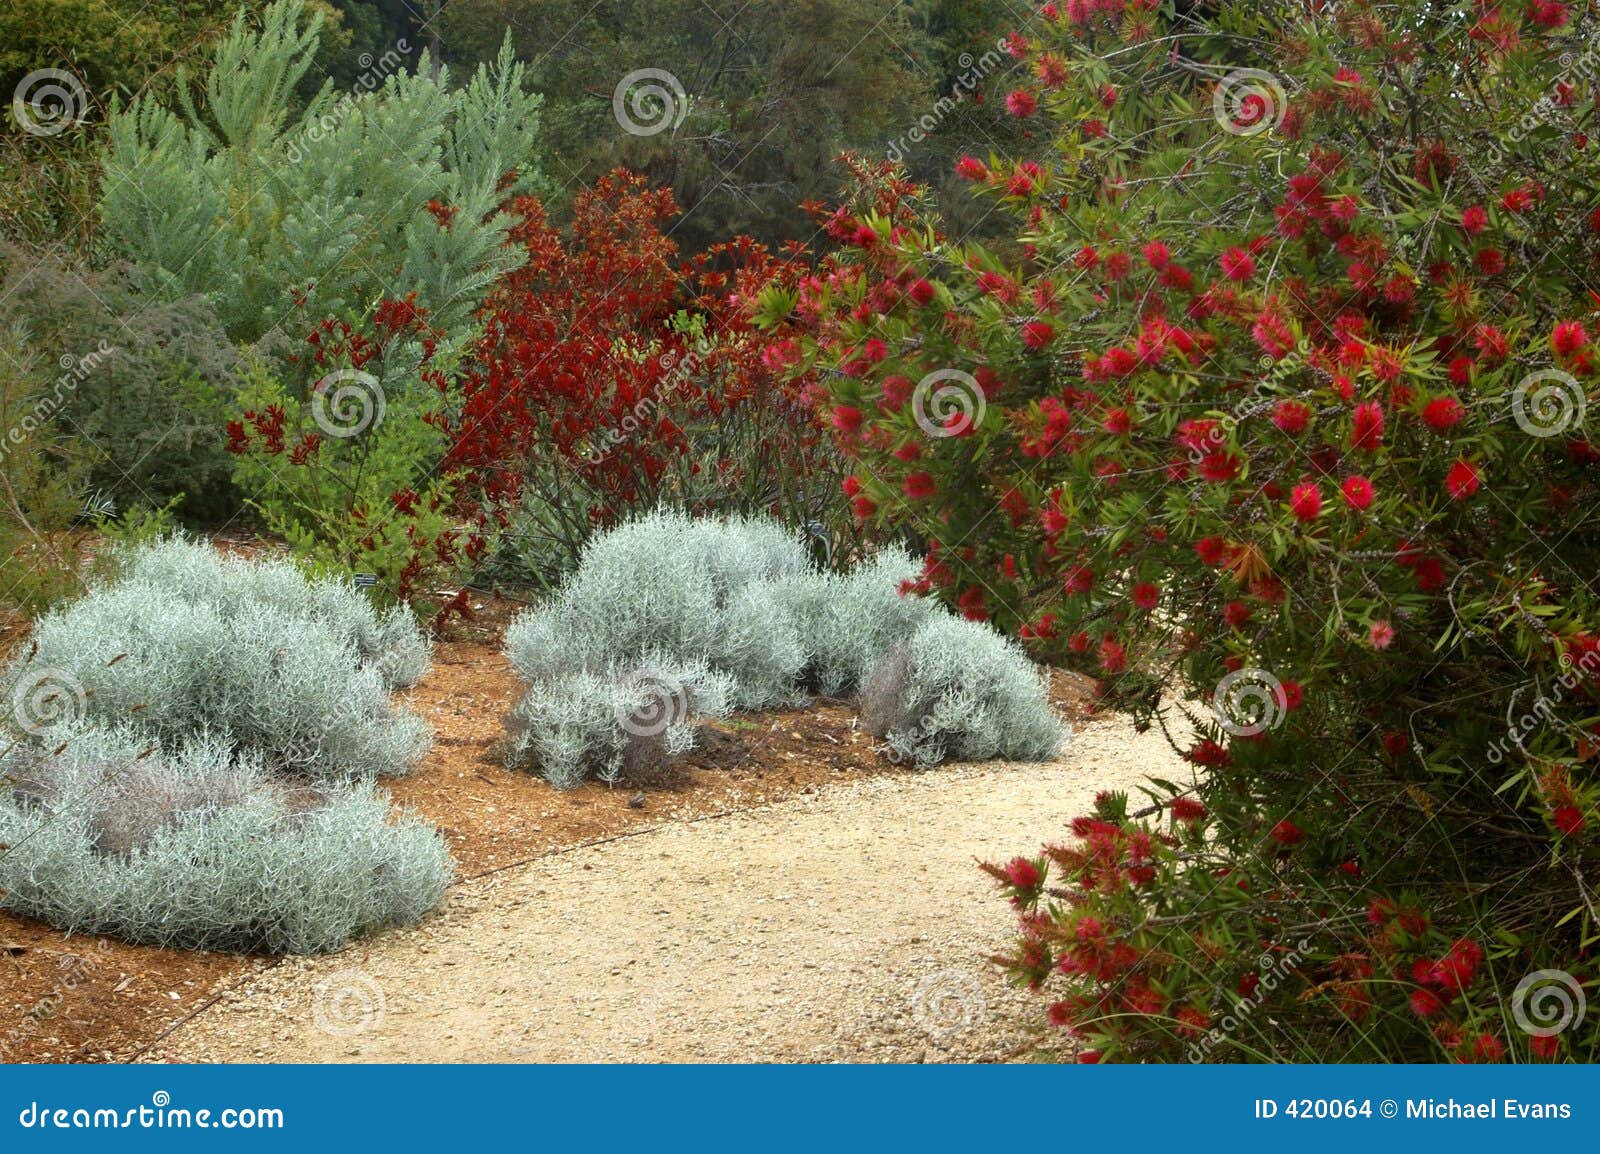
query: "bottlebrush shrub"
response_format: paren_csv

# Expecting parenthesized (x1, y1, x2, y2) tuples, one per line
(441, 169, 845, 586)
(770, 3, 1600, 1061)
(3, 539, 430, 780)
(860, 616, 1063, 769)
(0, 732, 452, 954)
(226, 297, 482, 606)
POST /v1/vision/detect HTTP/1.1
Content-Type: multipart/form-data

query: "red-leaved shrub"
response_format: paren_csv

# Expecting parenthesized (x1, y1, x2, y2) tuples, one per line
(444, 170, 841, 582)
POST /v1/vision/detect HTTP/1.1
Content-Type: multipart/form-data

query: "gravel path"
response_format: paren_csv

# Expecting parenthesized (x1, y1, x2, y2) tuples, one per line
(147, 718, 1181, 1063)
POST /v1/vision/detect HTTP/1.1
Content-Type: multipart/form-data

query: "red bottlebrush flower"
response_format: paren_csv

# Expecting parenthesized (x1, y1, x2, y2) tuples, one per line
(955, 155, 988, 181)
(850, 223, 877, 248)
(1272, 400, 1311, 434)
(1004, 856, 1041, 889)
(1341, 475, 1374, 510)
(1290, 482, 1323, 521)
(1142, 241, 1171, 268)
(1035, 52, 1068, 88)
(1063, 565, 1094, 595)
(1369, 620, 1396, 650)
(831, 405, 864, 433)
(907, 278, 936, 307)
(841, 476, 862, 497)
(1171, 797, 1206, 823)
(1271, 819, 1305, 847)
(1219, 247, 1256, 281)
(1470, 1034, 1505, 1063)
(1198, 450, 1242, 483)
(1554, 806, 1585, 836)
(1409, 988, 1445, 1018)
(1238, 972, 1260, 999)
(1195, 536, 1228, 566)
(1099, 636, 1127, 674)
(1445, 458, 1481, 500)
(1005, 89, 1038, 117)
(1280, 680, 1304, 710)
(1223, 601, 1252, 628)
(1077, 1050, 1102, 1064)
(903, 471, 937, 500)
(1021, 320, 1055, 349)
(1474, 247, 1506, 276)
(956, 585, 988, 621)
(1102, 406, 1132, 435)
(1553, 320, 1589, 358)
(880, 375, 913, 412)
(1459, 204, 1488, 234)
(1186, 739, 1231, 768)
(1531, 1035, 1561, 1060)
(1350, 401, 1384, 452)
(1421, 395, 1463, 430)
(1131, 582, 1160, 610)
(851, 495, 877, 519)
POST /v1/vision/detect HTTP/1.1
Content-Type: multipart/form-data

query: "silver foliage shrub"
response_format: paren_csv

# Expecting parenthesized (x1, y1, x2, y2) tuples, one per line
(0, 731, 452, 953)
(2, 538, 430, 779)
(861, 615, 1065, 769)
(111, 537, 429, 689)
(505, 660, 733, 789)
(504, 511, 1063, 785)
(767, 545, 937, 697)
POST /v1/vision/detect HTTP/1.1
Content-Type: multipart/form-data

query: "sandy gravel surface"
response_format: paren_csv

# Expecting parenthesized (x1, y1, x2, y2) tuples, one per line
(147, 718, 1183, 1063)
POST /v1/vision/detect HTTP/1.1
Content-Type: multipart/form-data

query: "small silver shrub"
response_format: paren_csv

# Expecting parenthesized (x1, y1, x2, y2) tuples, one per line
(862, 615, 1065, 769)
(0, 733, 452, 953)
(2, 538, 431, 779)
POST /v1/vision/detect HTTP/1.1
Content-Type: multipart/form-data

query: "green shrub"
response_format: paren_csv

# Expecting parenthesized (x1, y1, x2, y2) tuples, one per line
(0, 245, 240, 522)
(98, 0, 544, 344)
